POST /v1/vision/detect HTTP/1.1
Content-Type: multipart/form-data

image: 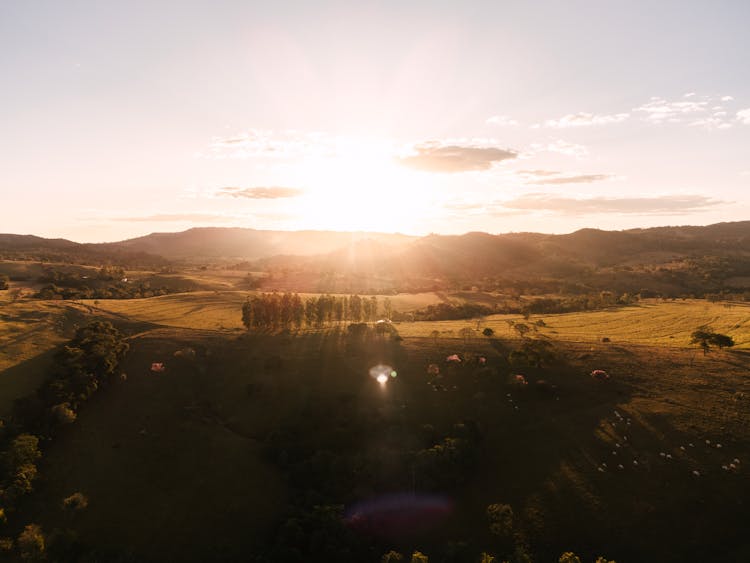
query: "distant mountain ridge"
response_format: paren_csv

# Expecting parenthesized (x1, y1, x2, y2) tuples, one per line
(99, 227, 418, 260)
(2, 222, 750, 294)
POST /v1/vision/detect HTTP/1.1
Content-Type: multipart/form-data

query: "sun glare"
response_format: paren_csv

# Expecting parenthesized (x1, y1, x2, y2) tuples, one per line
(290, 137, 434, 233)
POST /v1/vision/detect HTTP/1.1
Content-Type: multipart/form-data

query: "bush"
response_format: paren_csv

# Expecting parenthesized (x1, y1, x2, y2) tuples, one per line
(62, 492, 88, 512)
(482, 327, 495, 337)
(51, 403, 77, 425)
(17, 524, 45, 561)
(487, 503, 514, 537)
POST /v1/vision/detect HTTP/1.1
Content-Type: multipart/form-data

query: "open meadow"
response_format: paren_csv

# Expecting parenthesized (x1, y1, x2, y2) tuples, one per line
(1, 288, 748, 561)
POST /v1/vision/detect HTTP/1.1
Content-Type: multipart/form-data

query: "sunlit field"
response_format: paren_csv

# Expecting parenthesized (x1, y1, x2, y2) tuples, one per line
(2, 284, 749, 561)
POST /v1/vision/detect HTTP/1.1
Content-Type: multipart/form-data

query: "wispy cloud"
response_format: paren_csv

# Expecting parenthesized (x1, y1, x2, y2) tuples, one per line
(110, 213, 238, 223)
(486, 115, 519, 126)
(500, 193, 724, 215)
(517, 169, 561, 177)
(217, 186, 304, 199)
(398, 141, 517, 173)
(199, 129, 334, 160)
(528, 173, 615, 185)
(538, 112, 629, 128)
(528, 140, 588, 159)
(634, 93, 735, 128)
(737, 108, 750, 125)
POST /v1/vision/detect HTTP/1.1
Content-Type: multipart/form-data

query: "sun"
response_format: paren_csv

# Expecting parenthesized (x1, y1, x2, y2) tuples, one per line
(288, 136, 435, 233)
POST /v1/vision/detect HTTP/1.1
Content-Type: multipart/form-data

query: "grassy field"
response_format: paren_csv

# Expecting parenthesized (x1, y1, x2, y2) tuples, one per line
(396, 299, 750, 349)
(0, 298, 95, 416)
(81, 290, 448, 331)
(2, 291, 750, 561)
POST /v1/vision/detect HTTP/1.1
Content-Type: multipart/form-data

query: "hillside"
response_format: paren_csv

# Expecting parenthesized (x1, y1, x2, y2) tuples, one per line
(3, 221, 750, 295)
(2, 296, 749, 562)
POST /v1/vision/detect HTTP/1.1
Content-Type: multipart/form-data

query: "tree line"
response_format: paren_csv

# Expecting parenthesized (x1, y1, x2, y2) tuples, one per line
(241, 293, 393, 331)
(0, 321, 129, 560)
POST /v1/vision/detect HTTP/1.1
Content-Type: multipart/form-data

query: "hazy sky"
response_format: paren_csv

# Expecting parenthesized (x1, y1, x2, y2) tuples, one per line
(2, 0, 750, 242)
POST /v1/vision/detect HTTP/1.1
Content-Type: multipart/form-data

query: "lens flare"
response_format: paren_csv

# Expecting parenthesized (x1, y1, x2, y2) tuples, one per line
(345, 493, 453, 539)
(369, 364, 395, 385)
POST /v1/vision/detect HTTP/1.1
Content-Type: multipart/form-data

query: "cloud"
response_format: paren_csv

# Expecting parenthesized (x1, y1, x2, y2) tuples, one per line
(737, 108, 750, 125)
(443, 200, 525, 218)
(634, 96, 708, 122)
(539, 112, 629, 128)
(486, 115, 519, 126)
(110, 213, 238, 223)
(517, 169, 561, 177)
(217, 186, 304, 199)
(201, 129, 334, 160)
(529, 173, 615, 185)
(398, 142, 517, 173)
(528, 140, 588, 159)
(500, 194, 724, 215)
(634, 94, 736, 128)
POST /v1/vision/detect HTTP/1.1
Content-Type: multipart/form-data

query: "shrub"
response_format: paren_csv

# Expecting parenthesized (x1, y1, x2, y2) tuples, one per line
(51, 403, 77, 424)
(486, 503, 514, 536)
(17, 524, 45, 561)
(62, 492, 89, 512)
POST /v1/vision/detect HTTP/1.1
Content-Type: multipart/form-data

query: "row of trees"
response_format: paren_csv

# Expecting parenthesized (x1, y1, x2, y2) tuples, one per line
(242, 293, 393, 331)
(400, 292, 639, 323)
(0, 321, 128, 559)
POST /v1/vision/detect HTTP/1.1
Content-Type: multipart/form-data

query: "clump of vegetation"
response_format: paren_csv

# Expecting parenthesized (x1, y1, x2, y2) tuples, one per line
(690, 326, 735, 354)
(242, 293, 387, 331)
(62, 492, 88, 512)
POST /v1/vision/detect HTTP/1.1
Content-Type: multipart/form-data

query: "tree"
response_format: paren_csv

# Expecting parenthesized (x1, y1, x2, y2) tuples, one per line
(51, 403, 77, 424)
(690, 327, 735, 355)
(17, 524, 45, 561)
(487, 503, 514, 537)
(382, 551, 404, 562)
(482, 327, 494, 337)
(62, 492, 88, 512)
(7, 434, 41, 468)
(410, 552, 429, 563)
(430, 330, 440, 345)
(513, 323, 530, 338)
(459, 327, 474, 343)
(0, 274, 8, 290)
(383, 297, 393, 320)
(559, 553, 582, 563)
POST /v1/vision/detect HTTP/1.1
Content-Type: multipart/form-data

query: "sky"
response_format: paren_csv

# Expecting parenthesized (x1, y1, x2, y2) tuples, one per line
(2, 0, 750, 242)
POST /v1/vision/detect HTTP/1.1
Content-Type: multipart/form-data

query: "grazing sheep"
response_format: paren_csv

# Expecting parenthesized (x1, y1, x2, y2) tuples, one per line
(692, 470, 701, 477)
